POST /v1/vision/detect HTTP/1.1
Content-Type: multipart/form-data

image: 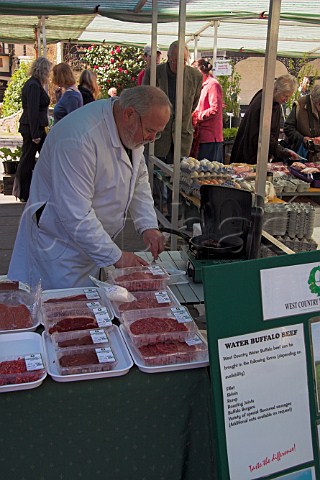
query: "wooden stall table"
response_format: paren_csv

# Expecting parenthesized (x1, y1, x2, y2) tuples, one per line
(0, 365, 215, 480)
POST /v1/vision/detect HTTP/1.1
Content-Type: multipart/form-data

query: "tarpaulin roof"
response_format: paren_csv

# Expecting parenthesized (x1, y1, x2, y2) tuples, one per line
(0, 1, 319, 56)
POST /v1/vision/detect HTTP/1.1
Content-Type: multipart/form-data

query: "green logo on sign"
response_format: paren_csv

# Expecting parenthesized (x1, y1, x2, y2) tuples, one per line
(308, 266, 320, 296)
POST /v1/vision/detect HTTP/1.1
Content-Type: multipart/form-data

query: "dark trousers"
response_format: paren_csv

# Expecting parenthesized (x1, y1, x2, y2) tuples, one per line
(14, 129, 46, 201)
(157, 144, 175, 218)
(198, 142, 224, 163)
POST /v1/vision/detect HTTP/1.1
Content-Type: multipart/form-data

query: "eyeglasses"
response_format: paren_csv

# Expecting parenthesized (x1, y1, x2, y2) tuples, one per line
(136, 111, 161, 143)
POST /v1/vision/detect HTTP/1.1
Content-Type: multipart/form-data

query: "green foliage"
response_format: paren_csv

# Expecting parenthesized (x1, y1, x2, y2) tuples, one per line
(2, 62, 30, 117)
(0, 146, 22, 161)
(223, 127, 239, 141)
(286, 55, 319, 112)
(83, 43, 145, 97)
(218, 64, 241, 125)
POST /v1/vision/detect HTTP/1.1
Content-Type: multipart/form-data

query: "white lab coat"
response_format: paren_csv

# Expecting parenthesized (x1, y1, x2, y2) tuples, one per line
(8, 98, 158, 289)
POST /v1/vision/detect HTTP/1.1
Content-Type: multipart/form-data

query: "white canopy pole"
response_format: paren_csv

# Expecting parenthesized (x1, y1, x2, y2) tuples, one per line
(146, 0, 158, 192)
(212, 21, 219, 67)
(150, 0, 158, 88)
(41, 16, 47, 58)
(37, 25, 41, 57)
(171, 0, 186, 249)
(148, 0, 158, 165)
(194, 35, 198, 63)
(255, 0, 281, 197)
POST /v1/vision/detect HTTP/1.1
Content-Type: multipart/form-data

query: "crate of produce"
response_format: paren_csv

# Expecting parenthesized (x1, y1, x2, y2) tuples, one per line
(121, 307, 199, 347)
(108, 265, 170, 292)
(55, 345, 117, 376)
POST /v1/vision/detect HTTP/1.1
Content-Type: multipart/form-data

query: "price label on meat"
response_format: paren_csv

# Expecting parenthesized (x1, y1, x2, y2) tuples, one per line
(171, 306, 193, 323)
(186, 334, 203, 346)
(93, 307, 112, 327)
(83, 288, 100, 300)
(24, 353, 44, 371)
(86, 301, 101, 309)
(19, 282, 31, 292)
(95, 347, 115, 363)
(218, 324, 313, 479)
(148, 265, 165, 275)
(155, 291, 170, 303)
(89, 329, 109, 344)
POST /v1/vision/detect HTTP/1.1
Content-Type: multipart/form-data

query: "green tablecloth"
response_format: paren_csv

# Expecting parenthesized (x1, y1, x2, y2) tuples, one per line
(0, 366, 215, 480)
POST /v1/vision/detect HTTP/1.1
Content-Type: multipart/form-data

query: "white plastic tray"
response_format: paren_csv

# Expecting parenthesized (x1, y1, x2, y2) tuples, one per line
(120, 325, 209, 374)
(0, 332, 47, 393)
(0, 316, 40, 335)
(42, 325, 133, 382)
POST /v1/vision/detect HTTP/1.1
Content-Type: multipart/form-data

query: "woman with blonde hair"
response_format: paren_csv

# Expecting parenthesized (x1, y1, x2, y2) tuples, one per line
(52, 62, 83, 123)
(78, 69, 100, 105)
(14, 56, 52, 202)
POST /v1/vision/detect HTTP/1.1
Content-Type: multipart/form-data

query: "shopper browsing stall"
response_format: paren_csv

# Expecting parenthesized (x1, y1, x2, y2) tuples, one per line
(230, 74, 298, 164)
(8, 86, 171, 289)
(13, 57, 52, 203)
(284, 83, 320, 161)
(52, 63, 83, 124)
(192, 59, 224, 162)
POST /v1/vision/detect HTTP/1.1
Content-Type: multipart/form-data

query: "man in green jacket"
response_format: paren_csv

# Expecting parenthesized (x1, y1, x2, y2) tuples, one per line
(143, 40, 202, 163)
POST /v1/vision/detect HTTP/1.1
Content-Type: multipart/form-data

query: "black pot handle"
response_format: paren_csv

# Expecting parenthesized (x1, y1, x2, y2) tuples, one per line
(159, 227, 191, 242)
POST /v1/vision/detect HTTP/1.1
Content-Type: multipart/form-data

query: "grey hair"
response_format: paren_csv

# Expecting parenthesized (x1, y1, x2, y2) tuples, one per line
(311, 83, 320, 105)
(274, 74, 298, 96)
(29, 56, 52, 85)
(118, 85, 172, 116)
(167, 40, 189, 59)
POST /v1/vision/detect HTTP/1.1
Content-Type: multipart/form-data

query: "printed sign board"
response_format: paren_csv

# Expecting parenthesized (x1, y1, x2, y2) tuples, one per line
(203, 251, 320, 479)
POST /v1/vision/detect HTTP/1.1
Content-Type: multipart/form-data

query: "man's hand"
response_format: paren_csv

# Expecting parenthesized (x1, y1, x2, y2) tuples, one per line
(142, 229, 165, 260)
(114, 252, 149, 268)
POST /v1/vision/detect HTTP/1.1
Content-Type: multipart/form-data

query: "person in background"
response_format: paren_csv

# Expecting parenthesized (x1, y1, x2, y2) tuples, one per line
(137, 45, 162, 86)
(143, 40, 202, 218)
(284, 83, 320, 161)
(143, 40, 202, 163)
(230, 74, 299, 165)
(192, 59, 224, 162)
(52, 63, 83, 124)
(298, 76, 311, 97)
(78, 69, 100, 105)
(108, 87, 118, 97)
(13, 56, 52, 203)
(8, 86, 170, 290)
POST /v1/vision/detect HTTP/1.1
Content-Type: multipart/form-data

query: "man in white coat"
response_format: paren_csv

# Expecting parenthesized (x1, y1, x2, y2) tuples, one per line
(8, 86, 171, 289)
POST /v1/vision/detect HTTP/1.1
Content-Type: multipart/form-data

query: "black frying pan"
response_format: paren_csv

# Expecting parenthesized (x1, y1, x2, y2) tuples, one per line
(159, 228, 244, 256)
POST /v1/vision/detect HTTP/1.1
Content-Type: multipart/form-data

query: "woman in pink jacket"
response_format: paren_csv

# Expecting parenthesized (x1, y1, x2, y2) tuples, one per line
(192, 59, 224, 162)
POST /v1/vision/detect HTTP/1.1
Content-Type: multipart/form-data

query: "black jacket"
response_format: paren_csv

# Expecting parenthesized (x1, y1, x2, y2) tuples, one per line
(78, 85, 95, 105)
(19, 77, 50, 139)
(230, 89, 290, 164)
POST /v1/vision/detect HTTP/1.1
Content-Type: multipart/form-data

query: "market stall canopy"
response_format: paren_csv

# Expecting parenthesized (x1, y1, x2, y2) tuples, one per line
(0, 0, 319, 56)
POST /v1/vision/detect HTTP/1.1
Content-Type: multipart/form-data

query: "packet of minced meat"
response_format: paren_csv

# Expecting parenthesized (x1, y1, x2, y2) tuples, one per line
(0, 278, 42, 331)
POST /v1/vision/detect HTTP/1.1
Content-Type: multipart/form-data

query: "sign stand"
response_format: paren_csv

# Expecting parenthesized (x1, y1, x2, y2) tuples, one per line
(203, 251, 320, 480)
